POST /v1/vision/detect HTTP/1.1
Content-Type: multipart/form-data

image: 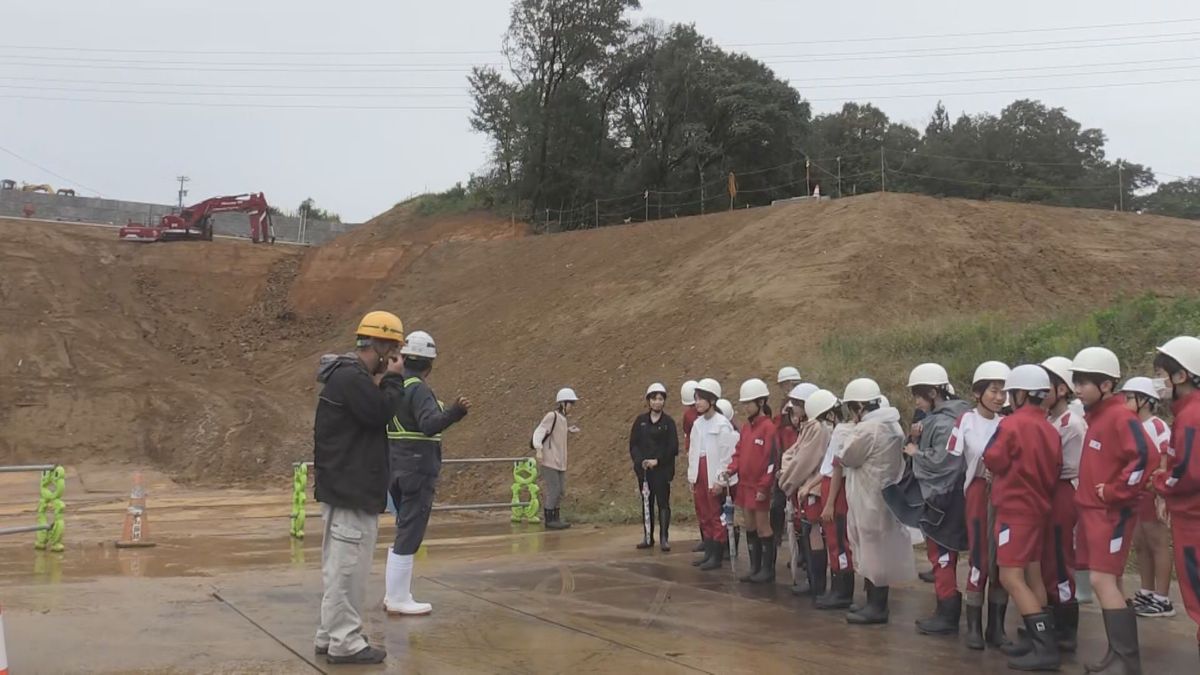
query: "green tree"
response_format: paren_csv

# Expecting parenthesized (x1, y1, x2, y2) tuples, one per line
(1138, 178, 1200, 220)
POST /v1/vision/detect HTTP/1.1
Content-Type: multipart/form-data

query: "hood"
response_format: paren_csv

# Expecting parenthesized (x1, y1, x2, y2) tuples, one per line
(317, 352, 361, 383)
(862, 406, 901, 425)
(933, 399, 971, 421)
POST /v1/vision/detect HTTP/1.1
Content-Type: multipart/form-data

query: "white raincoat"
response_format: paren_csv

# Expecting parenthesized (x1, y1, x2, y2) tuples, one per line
(837, 406, 917, 586)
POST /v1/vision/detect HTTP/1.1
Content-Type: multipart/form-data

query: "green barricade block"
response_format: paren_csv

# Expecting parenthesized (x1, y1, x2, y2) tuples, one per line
(290, 463, 309, 539)
(511, 458, 541, 523)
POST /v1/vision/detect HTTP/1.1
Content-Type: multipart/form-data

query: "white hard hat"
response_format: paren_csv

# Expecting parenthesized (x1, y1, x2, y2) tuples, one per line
(843, 378, 882, 403)
(646, 382, 667, 398)
(973, 361, 1011, 384)
(1071, 347, 1121, 379)
(556, 387, 579, 404)
(681, 380, 698, 405)
(1041, 357, 1074, 388)
(739, 378, 771, 403)
(908, 363, 951, 388)
(695, 378, 722, 399)
(399, 330, 437, 359)
(787, 382, 819, 402)
(716, 399, 734, 420)
(1004, 364, 1051, 393)
(777, 366, 802, 384)
(805, 389, 839, 420)
(1119, 376, 1160, 401)
(1157, 336, 1200, 378)
(879, 395, 891, 408)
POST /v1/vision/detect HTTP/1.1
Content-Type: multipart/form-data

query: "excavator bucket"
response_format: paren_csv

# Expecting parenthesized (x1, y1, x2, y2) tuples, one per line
(118, 222, 163, 243)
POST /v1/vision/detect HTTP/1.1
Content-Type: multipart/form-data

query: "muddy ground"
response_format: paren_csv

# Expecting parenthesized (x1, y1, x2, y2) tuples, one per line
(1, 464, 1195, 674)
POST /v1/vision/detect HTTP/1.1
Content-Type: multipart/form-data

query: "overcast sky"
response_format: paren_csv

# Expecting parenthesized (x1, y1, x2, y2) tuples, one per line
(2, 0, 1196, 222)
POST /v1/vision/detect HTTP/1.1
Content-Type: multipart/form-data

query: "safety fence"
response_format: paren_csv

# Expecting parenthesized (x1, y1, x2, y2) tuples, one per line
(0, 465, 66, 551)
(289, 457, 541, 539)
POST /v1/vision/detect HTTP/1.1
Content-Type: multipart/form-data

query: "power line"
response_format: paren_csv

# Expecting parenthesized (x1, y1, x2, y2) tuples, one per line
(1, 17, 1196, 57)
(0, 94, 469, 110)
(0, 75, 466, 90)
(0, 83, 470, 98)
(0, 143, 105, 196)
(893, 149, 1103, 167)
(784, 56, 1200, 83)
(804, 75, 1200, 103)
(887, 168, 1113, 191)
(0, 53, 501, 68)
(795, 63, 1200, 90)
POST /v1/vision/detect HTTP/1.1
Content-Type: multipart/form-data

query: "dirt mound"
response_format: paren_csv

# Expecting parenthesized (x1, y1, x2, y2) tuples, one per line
(289, 204, 524, 315)
(281, 193, 1200, 506)
(6, 194, 1199, 509)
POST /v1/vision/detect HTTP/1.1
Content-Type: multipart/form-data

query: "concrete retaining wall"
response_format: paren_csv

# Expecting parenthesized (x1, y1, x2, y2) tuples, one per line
(0, 189, 357, 245)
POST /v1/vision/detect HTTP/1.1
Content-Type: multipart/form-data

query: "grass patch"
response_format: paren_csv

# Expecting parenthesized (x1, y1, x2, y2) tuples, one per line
(396, 183, 497, 218)
(804, 294, 1200, 419)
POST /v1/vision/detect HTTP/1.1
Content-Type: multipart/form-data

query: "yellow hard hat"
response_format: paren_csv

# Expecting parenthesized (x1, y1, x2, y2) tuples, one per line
(356, 311, 404, 341)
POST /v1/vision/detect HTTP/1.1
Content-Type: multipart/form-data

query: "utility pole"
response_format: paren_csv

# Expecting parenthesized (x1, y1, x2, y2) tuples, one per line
(1117, 160, 1124, 212)
(175, 175, 190, 208)
(594, 199, 599, 229)
(805, 156, 811, 197)
(699, 164, 706, 215)
(644, 190, 649, 222)
(880, 147, 886, 192)
(837, 156, 843, 198)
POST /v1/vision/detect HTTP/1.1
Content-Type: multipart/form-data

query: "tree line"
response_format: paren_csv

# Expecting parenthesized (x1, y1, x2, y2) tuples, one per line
(463, 0, 1198, 228)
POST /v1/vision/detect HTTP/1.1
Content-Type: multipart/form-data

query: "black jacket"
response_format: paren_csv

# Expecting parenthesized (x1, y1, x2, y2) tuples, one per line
(628, 411, 679, 481)
(313, 354, 405, 513)
(387, 368, 468, 477)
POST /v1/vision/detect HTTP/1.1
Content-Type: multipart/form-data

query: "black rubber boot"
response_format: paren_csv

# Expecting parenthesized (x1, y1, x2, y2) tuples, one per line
(986, 600, 1013, 649)
(659, 508, 671, 552)
(693, 538, 713, 567)
(800, 548, 828, 598)
(919, 569, 936, 583)
(636, 535, 654, 550)
(698, 540, 724, 571)
(1054, 601, 1078, 653)
(553, 508, 571, 529)
(1086, 607, 1141, 674)
(751, 537, 777, 583)
(846, 584, 889, 624)
(1008, 612, 1060, 671)
(739, 533, 762, 582)
(820, 571, 859, 610)
(916, 592, 962, 635)
(692, 539, 706, 553)
(965, 603, 985, 650)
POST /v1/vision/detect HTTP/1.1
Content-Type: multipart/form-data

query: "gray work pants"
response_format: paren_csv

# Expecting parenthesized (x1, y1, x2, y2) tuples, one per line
(314, 503, 379, 657)
(542, 467, 567, 509)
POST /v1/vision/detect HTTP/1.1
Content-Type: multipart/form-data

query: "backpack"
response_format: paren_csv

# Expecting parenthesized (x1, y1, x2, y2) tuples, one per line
(530, 411, 558, 450)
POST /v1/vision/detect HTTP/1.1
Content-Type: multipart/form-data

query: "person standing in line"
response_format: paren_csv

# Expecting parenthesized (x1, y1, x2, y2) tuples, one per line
(383, 331, 470, 617)
(629, 382, 679, 552)
(773, 367, 804, 549)
(982, 365, 1063, 671)
(312, 311, 407, 665)
(1120, 376, 1176, 618)
(812, 392, 857, 611)
(681, 380, 703, 553)
(1071, 347, 1153, 674)
(905, 363, 971, 636)
(533, 388, 580, 530)
(779, 385, 833, 598)
(689, 379, 739, 571)
(838, 378, 917, 624)
(1037, 356, 1087, 654)
(1151, 336, 1200, 667)
(721, 379, 779, 583)
(952, 361, 1011, 651)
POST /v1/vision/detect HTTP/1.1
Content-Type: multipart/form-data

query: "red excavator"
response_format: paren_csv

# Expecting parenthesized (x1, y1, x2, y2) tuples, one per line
(118, 193, 276, 243)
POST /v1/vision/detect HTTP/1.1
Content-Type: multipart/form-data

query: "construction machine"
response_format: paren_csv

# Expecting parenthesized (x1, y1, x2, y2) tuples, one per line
(1, 179, 15, 190)
(118, 192, 276, 243)
(56, 188, 76, 196)
(21, 183, 52, 193)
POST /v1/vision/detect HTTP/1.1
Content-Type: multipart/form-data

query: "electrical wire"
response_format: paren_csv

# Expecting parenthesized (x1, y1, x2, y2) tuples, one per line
(887, 168, 1115, 191)
(0, 143, 105, 196)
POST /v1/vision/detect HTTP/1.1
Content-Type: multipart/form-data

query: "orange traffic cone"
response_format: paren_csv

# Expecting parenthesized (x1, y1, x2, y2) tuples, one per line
(0, 601, 9, 675)
(115, 471, 155, 548)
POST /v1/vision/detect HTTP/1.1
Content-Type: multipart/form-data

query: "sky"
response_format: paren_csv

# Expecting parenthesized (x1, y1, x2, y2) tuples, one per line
(1, 0, 1197, 222)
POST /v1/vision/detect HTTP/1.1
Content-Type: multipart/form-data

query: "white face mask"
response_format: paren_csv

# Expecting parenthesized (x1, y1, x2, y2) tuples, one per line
(1152, 377, 1170, 400)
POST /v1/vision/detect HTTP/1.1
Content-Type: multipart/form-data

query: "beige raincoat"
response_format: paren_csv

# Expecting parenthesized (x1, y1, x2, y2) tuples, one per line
(778, 420, 832, 497)
(836, 406, 917, 586)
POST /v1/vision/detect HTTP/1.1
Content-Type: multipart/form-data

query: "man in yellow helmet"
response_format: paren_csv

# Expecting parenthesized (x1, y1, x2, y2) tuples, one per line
(312, 310, 406, 665)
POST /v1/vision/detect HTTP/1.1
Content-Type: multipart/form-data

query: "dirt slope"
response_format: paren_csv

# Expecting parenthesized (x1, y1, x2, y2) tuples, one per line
(5, 194, 1200, 507)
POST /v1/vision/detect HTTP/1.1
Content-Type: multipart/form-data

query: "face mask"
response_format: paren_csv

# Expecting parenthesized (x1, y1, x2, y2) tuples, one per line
(1152, 377, 1170, 400)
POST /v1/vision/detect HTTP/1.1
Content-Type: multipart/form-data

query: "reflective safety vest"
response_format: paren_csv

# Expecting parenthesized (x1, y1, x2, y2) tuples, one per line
(386, 377, 445, 442)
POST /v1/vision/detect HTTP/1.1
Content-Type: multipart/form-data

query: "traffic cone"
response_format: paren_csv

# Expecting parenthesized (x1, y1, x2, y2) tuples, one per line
(1, 601, 9, 675)
(115, 471, 155, 548)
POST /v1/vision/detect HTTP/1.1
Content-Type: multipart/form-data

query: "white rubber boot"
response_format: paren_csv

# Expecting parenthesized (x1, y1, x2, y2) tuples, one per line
(384, 550, 432, 616)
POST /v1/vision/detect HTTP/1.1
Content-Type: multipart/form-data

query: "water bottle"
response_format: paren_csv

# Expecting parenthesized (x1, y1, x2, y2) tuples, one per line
(721, 495, 734, 528)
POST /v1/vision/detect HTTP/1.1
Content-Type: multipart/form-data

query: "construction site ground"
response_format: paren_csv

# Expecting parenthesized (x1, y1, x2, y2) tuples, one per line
(2, 464, 1197, 674)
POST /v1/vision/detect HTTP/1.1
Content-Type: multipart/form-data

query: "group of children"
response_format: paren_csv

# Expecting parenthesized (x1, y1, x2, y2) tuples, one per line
(626, 337, 1200, 673)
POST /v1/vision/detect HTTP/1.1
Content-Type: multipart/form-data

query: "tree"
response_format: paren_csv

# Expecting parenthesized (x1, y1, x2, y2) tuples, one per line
(298, 198, 340, 222)
(1138, 178, 1200, 220)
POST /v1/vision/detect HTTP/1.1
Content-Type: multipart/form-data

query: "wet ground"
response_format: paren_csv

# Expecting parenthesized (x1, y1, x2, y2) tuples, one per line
(1, 465, 1197, 674)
